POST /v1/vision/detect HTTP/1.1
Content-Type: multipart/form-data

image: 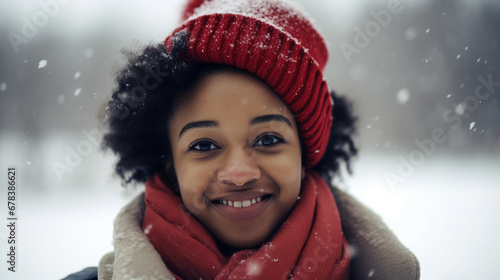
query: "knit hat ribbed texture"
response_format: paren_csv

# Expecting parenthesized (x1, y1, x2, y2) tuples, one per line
(165, 0, 332, 167)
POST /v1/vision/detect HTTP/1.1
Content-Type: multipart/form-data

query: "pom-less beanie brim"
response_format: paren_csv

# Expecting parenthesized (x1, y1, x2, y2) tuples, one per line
(164, 0, 333, 167)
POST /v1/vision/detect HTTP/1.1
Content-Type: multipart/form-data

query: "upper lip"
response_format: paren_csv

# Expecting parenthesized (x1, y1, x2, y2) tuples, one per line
(209, 190, 274, 202)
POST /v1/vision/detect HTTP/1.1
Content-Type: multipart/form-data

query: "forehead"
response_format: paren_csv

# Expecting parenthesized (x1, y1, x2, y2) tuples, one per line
(171, 70, 294, 125)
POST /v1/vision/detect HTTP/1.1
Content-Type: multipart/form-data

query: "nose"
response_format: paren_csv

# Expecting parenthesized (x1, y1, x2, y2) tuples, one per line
(217, 149, 261, 186)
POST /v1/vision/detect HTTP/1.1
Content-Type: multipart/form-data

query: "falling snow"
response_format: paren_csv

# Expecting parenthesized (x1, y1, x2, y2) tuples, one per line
(38, 60, 48, 69)
(246, 261, 262, 276)
(74, 88, 82, 97)
(397, 88, 410, 104)
(0, 82, 6, 91)
(144, 224, 152, 234)
(74, 72, 81, 79)
(469, 122, 476, 130)
(455, 103, 466, 115)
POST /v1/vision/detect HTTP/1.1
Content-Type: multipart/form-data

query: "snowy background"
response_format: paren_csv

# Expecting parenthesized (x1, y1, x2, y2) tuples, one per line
(0, 0, 499, 279)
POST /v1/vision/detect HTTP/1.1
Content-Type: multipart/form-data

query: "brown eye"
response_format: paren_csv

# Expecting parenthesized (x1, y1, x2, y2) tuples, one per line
(188, 140, 220, 152)
(254, 133, 284, 147)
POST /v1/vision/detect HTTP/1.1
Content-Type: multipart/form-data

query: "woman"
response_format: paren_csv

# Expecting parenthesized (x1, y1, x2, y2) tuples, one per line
(64, 0, 420, 279)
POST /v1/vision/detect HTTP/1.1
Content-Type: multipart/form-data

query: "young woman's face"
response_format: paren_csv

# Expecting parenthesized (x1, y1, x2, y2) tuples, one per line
(168, 70, 304, 249)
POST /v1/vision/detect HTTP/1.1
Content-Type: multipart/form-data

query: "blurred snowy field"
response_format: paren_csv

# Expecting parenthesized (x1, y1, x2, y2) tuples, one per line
(0, 133, 499, 280)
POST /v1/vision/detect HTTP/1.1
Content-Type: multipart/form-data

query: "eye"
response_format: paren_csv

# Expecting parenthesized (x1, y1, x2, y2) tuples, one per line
(254, 133, 285, 147)
(188, 139, 220, 152)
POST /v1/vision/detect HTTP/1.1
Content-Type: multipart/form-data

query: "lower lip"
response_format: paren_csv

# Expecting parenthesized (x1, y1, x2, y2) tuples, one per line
(212, 197, 271, 222)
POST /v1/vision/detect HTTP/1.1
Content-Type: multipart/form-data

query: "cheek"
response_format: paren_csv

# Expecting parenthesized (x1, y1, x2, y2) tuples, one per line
(261, 151, 303, 195)
(175, 161, 222, 214)
(173, 158, 208, 211)
(178, 183, 207, 216)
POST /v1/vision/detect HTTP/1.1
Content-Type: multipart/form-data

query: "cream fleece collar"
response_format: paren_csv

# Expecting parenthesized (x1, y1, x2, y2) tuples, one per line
(98, 193, 175, 280)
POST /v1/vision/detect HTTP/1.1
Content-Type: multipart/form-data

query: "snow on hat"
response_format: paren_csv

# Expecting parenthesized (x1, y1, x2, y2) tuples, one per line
(165, 0, 332, 167)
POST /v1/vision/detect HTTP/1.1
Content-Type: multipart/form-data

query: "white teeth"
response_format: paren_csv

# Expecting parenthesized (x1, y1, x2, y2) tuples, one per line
(233, 201, 243, 207)
(218, 196, 265, 208)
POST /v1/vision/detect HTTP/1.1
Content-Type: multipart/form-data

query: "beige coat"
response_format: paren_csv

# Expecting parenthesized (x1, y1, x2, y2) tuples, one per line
(98, 188, 420, 280)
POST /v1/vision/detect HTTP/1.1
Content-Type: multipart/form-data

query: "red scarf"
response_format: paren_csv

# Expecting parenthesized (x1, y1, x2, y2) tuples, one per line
(143, 171, 350, 279)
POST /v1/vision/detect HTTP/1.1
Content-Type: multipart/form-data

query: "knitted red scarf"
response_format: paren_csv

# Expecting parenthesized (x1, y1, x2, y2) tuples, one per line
(143, 171, 350, 279)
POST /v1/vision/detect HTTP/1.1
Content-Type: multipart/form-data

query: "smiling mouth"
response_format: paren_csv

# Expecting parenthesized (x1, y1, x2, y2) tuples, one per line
(212, 195, 272, 208)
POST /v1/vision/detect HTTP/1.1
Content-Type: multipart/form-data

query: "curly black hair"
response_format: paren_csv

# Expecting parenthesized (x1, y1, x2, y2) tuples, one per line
(101, 31, 357, 186)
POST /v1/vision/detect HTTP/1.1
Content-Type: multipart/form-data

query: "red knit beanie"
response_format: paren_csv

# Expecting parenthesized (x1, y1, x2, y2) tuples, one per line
(164, 0, 332, 167)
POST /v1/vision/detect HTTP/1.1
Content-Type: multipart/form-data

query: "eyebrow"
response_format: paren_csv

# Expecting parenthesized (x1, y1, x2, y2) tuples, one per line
(178, 114, 292, 139)
(179, 120, 218, 138)
(251, 114, 292, 127)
